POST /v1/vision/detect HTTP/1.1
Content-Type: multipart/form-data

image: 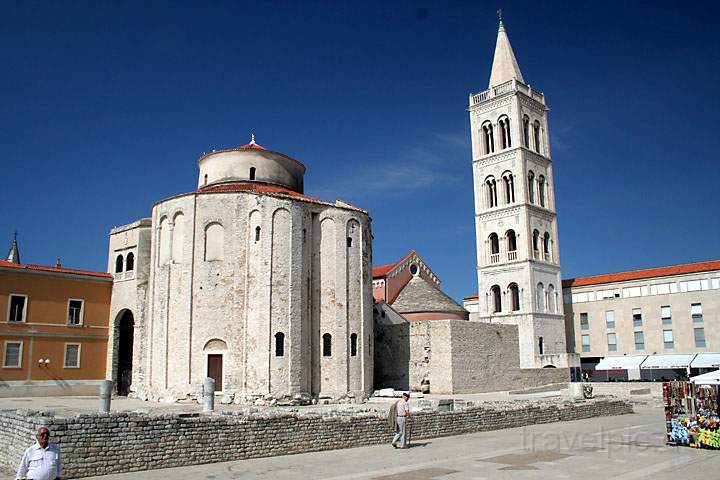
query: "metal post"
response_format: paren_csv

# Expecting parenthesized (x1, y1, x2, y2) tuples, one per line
(99, 380, 112, 413)
(203, 377, 215, 413)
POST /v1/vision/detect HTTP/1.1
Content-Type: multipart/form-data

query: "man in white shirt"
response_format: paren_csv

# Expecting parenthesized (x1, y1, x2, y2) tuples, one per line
(15, 426, 62, 480)
(392, 392, 411, 449)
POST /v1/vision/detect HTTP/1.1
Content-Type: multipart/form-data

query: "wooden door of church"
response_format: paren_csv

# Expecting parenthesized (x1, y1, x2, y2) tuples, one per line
(207, 354, 223, 391)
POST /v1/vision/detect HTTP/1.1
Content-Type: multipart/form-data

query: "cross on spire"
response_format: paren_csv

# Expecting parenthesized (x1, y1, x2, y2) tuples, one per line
(497, 8, 502, 22)
(250, 133, 256, 145)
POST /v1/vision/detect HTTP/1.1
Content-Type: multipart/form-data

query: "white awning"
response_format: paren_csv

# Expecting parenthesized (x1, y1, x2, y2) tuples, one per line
(690, 353, 720, 369)
(691, 370, 720, 385)
(594, 355, 647, 370)
(640, 354, 696, 369)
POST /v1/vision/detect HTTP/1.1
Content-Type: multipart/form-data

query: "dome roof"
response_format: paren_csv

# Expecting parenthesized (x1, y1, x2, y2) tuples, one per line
(197, 135, 305, 193)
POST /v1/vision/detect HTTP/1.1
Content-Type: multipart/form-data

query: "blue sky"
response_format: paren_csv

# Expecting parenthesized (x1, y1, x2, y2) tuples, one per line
(2, 1, 719, 302)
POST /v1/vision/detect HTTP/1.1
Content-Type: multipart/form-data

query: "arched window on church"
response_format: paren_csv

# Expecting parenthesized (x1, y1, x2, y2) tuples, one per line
(491, 285, 502, 313)
(537, 282, 545, 312)
(159, 216, 170, 265)
(249, 167, 256, 180)
(255, 226, 261, 243)
(532, 229, 540, 259)
(538, 336, 545, 355)
(502, 172, 515, 204)
(485, 177, 498, 208)
(509, 283, 520, 311)
(115, 254, 124, 273)
(527, 170, 535, 204)
(523, 115, 530, 148)
(499, 116, 511, 149)
(538, 175, 546, 207)
(533, 121, 542, 154)
(350, 333, 358, 357)
(172, 212, 184, 262)
(275, 332, 285, 357)
(543, 232, 551, 261)
(482, 122, 495, 155)
(506, 229, 517, 260)
(125, 252, 134, 272)
(322, 333, 332, 357)
(489, 233, 499, 263)
(204, 223, 224, 261)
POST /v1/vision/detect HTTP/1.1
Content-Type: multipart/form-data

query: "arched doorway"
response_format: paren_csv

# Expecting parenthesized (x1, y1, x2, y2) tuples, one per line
(117, 310, 134, 396)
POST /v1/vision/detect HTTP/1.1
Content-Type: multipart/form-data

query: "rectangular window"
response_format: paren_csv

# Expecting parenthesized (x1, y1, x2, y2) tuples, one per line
(607, 333, 617, 352)
(605, 310, 615, 329)
(7, 295, 27, 322)
(581, 334, 590, 353)
(64, 344, 81, 368)
(661, 306, 672, 326)
(695, 328, 706, 348)
(3, 341, 22, 368)
(632, 308, 642, 327)
(580, 313, 589, 331)
(634, 331, 645, 351)
(691, 303, 703, 323)
(663, 330, 674, 349)
(67, 299, 84, 326)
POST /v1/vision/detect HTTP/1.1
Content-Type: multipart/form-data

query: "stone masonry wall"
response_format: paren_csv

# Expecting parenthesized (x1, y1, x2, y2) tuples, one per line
(0, 399, 632, 478)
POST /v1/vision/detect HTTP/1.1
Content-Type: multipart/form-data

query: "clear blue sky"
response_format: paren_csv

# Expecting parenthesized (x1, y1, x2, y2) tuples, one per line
(2, 1, 719, 302)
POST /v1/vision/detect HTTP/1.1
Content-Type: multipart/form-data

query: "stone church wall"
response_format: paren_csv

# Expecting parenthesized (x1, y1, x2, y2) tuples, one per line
(0, 399, 632, 478)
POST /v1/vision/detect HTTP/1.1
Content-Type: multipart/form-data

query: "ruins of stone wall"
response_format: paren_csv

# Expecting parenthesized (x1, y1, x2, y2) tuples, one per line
(0, 399, 632, 478)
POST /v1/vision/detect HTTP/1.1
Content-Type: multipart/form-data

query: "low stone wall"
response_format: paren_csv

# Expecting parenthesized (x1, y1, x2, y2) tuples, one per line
(0, 380, 106, 398)
(0, 399, 632, 478)
(589, 382, 663, 400)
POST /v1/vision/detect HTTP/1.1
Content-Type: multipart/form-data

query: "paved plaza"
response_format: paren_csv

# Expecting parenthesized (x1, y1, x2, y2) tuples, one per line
(4, 404, 718, 479)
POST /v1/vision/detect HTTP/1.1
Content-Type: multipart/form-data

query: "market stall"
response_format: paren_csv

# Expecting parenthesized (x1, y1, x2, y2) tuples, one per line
(593, 355, 647, 381)
(665, 373, 720, 449)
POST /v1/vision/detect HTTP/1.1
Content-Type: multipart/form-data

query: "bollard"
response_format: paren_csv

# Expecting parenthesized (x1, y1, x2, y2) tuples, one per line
(99, 380, 113, 413)
(203, 377, 215, 412)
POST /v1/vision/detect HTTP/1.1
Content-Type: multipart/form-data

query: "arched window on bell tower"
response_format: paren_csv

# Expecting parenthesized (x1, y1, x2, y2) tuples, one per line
(527, 170, 535, 204)
(523, 115, 530, 148)
(485, 176, 498, 208)
(502, 172, 515, 204)
(543, 232, 551, 261)
(506, 229, 517, 261)
(491, 285, 502, 313)
(532, 229, 540, 259)
(482, 122, 495, 155)
(498, 116, 511, 149)
(488, 233, 500, 263)
(509, 283, 520, 311)
(533, 121, 542, 154)
(538, 175, 546, 207)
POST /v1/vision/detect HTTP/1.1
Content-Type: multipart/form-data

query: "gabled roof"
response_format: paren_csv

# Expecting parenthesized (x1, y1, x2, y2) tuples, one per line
(562, 260, 720, 288)
(392, 275, 466, 314)
(372, 250, 416, 279)
(0, 259, 112, 279)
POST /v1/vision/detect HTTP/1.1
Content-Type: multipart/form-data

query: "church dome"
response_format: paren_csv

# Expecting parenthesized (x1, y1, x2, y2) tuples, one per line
(197, 136, 306, 193)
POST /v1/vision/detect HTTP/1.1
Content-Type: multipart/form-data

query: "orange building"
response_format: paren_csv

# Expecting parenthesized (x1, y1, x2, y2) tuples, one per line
(0, 241, 112, 396)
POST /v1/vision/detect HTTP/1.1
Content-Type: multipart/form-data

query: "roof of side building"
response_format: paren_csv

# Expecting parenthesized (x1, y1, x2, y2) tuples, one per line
(562, 260, 720, 288)
(0, 259, 112, 279)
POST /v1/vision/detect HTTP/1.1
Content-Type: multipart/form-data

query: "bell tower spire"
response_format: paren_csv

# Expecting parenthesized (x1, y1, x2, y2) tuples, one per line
(488, 18, 524, 88)
(6, 231, 20, 264)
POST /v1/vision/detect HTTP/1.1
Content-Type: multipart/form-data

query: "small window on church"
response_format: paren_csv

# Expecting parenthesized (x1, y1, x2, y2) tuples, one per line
(322, 333, 332, 357)
(350, 333, 358, 357)
(125, 252, 134, 272)
(204, 174, 208, 186)
(255, 226, 261, 242)
(115, 254, 124, 273)
(250, 167, 256, 180)
(347, 237, 352, 248)
(409, 264, 418, 275)
(275, 332, 285, 357)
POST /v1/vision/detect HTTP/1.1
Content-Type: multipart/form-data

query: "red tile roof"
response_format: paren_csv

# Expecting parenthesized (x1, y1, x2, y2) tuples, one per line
(562, 260, 720, 288)
(198, 182, 367, 213)
(372, 250, 416, 279)
(238, 142, 267, 150)
(0, 259, 112, 279)
(464, 293, 479, 300)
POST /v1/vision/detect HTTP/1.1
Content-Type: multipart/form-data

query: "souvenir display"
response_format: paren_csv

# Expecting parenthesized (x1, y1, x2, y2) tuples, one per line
(665, 380, 720, 449)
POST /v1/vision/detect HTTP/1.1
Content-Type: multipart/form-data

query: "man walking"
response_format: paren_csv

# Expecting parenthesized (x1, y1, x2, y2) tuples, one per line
(392, 392, 411, 449)
(15, 425, 62, 480)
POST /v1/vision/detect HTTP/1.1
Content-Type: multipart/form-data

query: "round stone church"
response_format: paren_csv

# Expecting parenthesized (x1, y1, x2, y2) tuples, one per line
(106, 137, 373, 403)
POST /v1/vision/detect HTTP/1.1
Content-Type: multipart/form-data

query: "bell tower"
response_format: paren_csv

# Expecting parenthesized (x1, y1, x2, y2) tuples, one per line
(468, 19, 570, 368)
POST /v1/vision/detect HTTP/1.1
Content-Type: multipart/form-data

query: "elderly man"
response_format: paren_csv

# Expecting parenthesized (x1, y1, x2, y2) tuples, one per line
(15, 426, 62, 480)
